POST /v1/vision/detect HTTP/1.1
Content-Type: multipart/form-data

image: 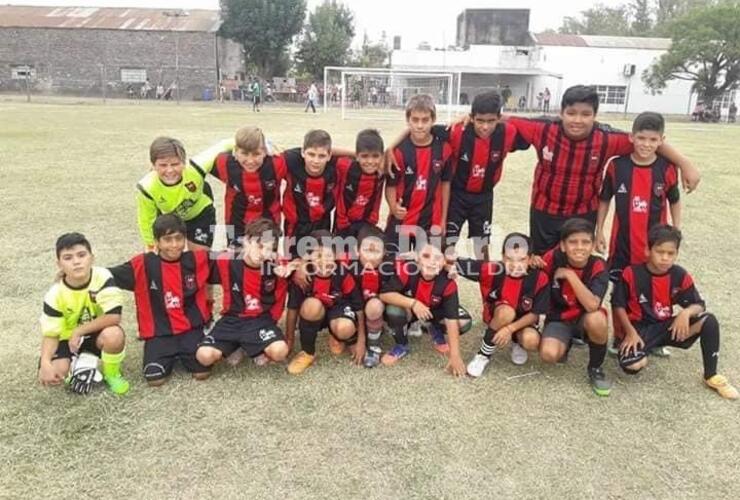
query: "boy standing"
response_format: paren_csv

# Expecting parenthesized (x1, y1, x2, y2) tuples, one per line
(109, 214, 212, 386)
(38, 233, 129, 395)
(612, 225, 737, 400)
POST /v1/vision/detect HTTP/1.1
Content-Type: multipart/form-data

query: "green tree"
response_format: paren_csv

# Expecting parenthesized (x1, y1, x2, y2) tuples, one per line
(630, 0, 654, 35)
(295, 1, 355, 80)
(351, 32, 391, 68)
(644, 2, 740, 103)
(219, 0, 306, 77)
(559, 4, 632, 35)
(653, 0, 714, 34)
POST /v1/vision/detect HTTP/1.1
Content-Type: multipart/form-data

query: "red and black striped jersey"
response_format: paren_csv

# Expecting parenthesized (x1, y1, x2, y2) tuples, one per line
(386, 136, 452, 230)
(612, 264, 704, 324)
(209, 256, 287, 321)
(542, 248, 609, 322)
(380, 259, 459, 319)
(281, 148, 339, 230)
(109, 250, 211, 339)
(457, 258, 549, 323)
(599, 155, 680, 270)
(508, 117, 632, 216)
(287, 264, 363, 311)
(435, 122, 528, 194)
(211, 152, 287, 235)
(335, 160, 384, 230)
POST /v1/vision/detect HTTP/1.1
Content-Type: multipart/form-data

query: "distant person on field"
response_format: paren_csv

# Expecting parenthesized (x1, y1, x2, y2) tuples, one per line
(305, 81, 318, 113)
(543, 87, 551, 112)
(728, 102, 737, 123)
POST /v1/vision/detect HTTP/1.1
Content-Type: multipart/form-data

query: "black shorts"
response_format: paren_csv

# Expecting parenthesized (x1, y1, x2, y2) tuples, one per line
(323, 303, 359, 328)
(530, 208, 597, 255)
(200, 315, 285, 358)
(447, 191, 493, 242)
(284, 219, 331, 259)
(143, 328, 210, 381)
(186, 204, 216, 248)
(617, 315, 706, 369)
(51, 333, 101, 361)
(543, 319, 585, 345)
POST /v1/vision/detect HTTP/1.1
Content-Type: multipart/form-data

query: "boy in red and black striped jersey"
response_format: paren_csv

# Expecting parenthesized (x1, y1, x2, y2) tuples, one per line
(596, 112, 682, 283)
(190, 127, 286, 247)
(109, 214, 212, 385)
(539, 218, 612, 396)
(286, 230, 365, 375)
(435, 91, 529, 259)
(457, 233, 549, 378)
(196, 218, 291, 370)
(379, 242, 470, 376)
(507, 85, 699, 255)
(334, 129, 385, 239)
(612, 225, 737, 399)
(385, 94, 453, 256)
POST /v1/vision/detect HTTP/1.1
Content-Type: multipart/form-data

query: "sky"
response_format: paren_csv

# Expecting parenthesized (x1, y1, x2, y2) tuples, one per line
(12, 0, 628, 48)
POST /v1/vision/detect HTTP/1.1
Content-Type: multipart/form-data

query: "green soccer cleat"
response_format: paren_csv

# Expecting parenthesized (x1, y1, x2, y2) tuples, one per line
(104, 374, 130, 395)
(588, 366, 612, 397)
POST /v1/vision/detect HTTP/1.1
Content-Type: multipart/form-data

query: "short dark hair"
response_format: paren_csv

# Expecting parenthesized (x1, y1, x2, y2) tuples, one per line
(502, 232, 533, 256)
(303, 129, 332, 151)
(648, 224, 682, 249)
(150, 136, 186, 164)
(632, 111, 665, 134)
(355, 129, 384, 154)
(560, 218, 595, 242)
(244, 218, 281, 241)
(471, 91, 503, 116)
(153, 214, 187, 240)
(561, 85, 600, 114)
(357, 224, 385, 246)
(405, 94, 436, 120)
(56, 232, 91, 258)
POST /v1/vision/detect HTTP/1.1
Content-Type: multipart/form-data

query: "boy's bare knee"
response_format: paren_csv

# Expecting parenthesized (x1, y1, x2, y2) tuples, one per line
(492, 305, 516, 328)
(98, 326, 125, 352)
(330, 319, 356, 339)
(364, 298, 384, 320)
(196, 347, 222, 366)
(300, 298, 325, 321)
(266, 341, 289, 362)
(519, 329, 541, 351)
(539, 344, 562, 364)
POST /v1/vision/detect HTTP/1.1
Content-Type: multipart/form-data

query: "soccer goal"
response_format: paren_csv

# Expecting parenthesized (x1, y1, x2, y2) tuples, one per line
(323, 66, 458, 121)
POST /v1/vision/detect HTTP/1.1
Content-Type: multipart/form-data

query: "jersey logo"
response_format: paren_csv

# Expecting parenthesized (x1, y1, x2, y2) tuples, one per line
(306, 192, 321, 207)
(405, 166, 414, 176)
(639, 294, 648, 304)
(159, 196, 167, 203)
(342, 305, 356, 320)
(185, 181, 197, 193)
(472, 165, 486, 178)
(521, 296, 533, 312)
(184, 274, 196, 290)
(193, 228, 208, 243)
(294, 183, 303, 194)
(488, 289, 498, 300)
(653, 183, 665, 197)
(430, 295, 442, 307)
(345, 183, 354, 192)
(618, 183, 628, 194)
(490, 151, 501, 163)
(164, 291, 181, 310)
(264, 180, 276, 190)
(653, 300, 671, 319)
(432, 160, 443, 174)
(263, 279, 276, 293)
(88, 290, 98, 303)
(243, 293, 261, 311)
(78, 307, 93, 325)
(231, 184, 241, 193)
(482, 221, 491, 236)
(542, 146, 554, 162)
(671, 287, 681, 298)
(247, 194, 263, 207)
(415, 177, 427, 191)
(258, 328, 277, 341)
(150, 280, 158, 291)
(232, 283, 240, 292)
(460, 153, 469, 162)
(632, 196, 648, 213)
(552, 280, 560, 289)
(354, 194, 369, 207)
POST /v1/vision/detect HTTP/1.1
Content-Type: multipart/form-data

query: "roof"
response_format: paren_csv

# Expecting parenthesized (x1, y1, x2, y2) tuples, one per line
(533, 32, 671, 50)
(0, 5, 221, 32)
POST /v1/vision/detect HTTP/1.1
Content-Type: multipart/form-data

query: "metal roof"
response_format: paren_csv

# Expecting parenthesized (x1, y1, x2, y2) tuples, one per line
(533, 33, 671, 50)
(0, 5, 221, 32)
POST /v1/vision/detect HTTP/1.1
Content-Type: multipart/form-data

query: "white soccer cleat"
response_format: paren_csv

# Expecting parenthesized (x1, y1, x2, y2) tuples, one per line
(467, 354, 491, 378)
(511, 343, 528, 365)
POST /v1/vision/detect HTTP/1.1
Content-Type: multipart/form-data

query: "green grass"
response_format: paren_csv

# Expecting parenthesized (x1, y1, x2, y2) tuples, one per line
(2, 97, 740, 499)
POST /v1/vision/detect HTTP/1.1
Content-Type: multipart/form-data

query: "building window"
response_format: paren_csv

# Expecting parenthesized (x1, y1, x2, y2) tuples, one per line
(11, 65, 36, 79)
(120, 68, 147, 83)
(713, 90, 736, 109)
(595, 85, 626, 105)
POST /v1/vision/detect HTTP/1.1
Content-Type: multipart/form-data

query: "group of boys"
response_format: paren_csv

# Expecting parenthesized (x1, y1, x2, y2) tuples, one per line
(38, 84, 736, 400)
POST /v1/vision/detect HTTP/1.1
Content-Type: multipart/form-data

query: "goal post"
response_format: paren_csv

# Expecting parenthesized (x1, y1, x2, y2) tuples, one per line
(323, 66, 457, 121)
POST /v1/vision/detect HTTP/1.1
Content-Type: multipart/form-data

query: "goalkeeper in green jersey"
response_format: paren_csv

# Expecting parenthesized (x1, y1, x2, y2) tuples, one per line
(137, 137, 217, 252)
(38, 233, 129, 395)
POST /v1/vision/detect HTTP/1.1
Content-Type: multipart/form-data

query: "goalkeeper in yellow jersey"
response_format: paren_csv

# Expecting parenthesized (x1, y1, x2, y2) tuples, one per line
(38, 233, 129, 395)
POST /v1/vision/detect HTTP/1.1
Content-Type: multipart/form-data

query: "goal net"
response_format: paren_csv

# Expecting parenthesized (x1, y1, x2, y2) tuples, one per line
(323, 67, 457, 121)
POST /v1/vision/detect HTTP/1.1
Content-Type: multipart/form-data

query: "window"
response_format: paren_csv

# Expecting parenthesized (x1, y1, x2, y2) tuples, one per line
(714, 90, 736, 109)
(120, 68, 147, 83)
(595, 85, 626, 105)
(11, 65, 35, 80)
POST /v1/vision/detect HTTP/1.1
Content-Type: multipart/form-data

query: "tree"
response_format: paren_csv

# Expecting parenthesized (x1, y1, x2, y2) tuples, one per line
(630, 0, 654, 35)
(219, 0, 306, 77)
(644, 3, 740, 103)
(559, 4, 632, 36)
(295, 1, 355, 80)
(350, 32, 391, 68)
(653, 0, 714, 35)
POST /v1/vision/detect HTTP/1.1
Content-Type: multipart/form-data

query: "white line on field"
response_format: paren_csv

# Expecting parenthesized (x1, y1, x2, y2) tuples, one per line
(506, 371, 541, 381)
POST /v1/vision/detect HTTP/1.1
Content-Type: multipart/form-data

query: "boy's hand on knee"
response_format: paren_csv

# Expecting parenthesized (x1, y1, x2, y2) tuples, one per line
(493, 325, 513, 348)
(619, 332, 644, 357)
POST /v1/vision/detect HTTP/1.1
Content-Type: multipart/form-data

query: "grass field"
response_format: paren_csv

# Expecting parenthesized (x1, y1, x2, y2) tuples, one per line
(2, 97, 739, 499)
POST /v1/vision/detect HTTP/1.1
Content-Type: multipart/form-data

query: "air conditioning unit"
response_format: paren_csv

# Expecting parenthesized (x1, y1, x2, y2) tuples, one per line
(623, 64, 636, 76)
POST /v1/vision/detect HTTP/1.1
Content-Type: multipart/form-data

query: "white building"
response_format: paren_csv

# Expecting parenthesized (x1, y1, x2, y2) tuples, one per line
(392, 26, 736, 117)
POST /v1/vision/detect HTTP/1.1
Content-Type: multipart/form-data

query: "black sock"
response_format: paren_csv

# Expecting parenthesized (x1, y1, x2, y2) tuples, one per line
(587, 341, 607, 369)
(699, 314, 720, 379)
(299, 319, 322, 355)
(478, 328, 496, 358)
(392, 324, 408, 346)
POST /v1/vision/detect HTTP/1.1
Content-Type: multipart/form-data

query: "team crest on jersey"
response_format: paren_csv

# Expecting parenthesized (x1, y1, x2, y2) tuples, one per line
(521, 296, 533, 312)
(490, 150, 501, 163)
(432, 160, 443, 173)
(184, 274, 196, 290)
(88, 290, 98, 303)
(263, 278, 276, 293)
(653, 183, 665, 197)
(185, 181, 197, 193)
(430, 295, 442, 307)
(671, 287, 681, 298)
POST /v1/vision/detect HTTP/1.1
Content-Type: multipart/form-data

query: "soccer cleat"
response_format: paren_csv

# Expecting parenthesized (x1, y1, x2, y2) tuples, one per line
(510, 343, 528, 365)
(328, 335, 345, 355)
(381, 344, 410, 366)
(588, 366, 612, 397)
(705, 375, 739, 400)
(466, 354, 491, 378)
(407, 321, 423, 338)
(650, 346, 672, 357)
(287, 351, 316, 375)
(103, 374, 129, 395)
(101, 353, 129, 395)
(363, 349, 381, 368)
(428, 325, 449, 354)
